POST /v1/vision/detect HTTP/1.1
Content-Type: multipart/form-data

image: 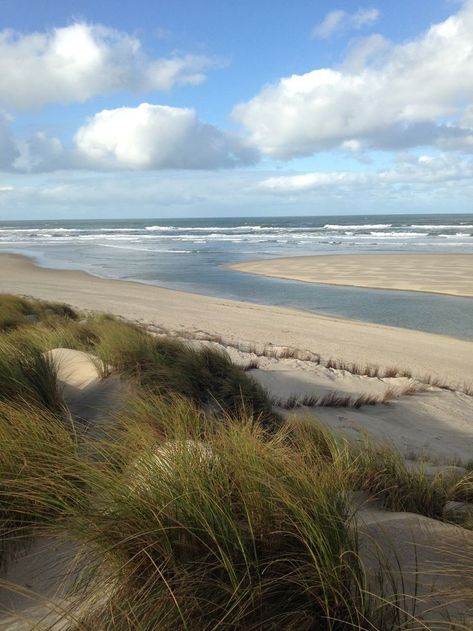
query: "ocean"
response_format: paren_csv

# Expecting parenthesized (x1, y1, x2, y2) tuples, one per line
(1, 213, 473, 340)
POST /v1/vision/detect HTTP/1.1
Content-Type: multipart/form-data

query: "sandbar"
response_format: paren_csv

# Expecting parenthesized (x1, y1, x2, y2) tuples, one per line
(228, 253, 473, 297)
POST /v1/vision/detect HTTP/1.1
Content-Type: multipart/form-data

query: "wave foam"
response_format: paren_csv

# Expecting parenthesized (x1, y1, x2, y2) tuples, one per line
(324, 223, 392, 230)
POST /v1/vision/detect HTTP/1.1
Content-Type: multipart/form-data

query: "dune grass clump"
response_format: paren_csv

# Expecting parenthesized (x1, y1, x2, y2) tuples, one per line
(89, 317, 278, 427)
(0, 391, 451, 627)
(0, 337, 63, 410)
(291, 422, 449, 519)
(59, 399, 408, 631)
(450, 471, 473, 504)
(3, 316, 99, 356)
(242, 358, 259, 370)
(0, 401, 84, 568)
(355, 445, 449, 517)
(275, 383, 425, 410)
(0, 294, 78, 332)
(0, 300, 276, 425)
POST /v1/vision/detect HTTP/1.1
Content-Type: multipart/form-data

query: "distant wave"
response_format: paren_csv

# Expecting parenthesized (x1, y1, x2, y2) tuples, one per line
(323, 223, 392, 229)
(368, 231, 428, 237)
(438, 233, 473, 238)
(145, 225, 266, 232)
(1, 229, 473, 245)
(401, 224, 473, 229)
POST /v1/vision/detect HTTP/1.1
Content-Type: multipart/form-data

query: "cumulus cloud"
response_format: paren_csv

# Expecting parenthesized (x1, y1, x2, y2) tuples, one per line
(73, 103, 258, 170)
(257, 154, 473, 193)
(311, 7, 380, 39)
(0, 23, 220, 109)
(235, 1, 473, 158)
(7, 103, 256, 172)
(0, 103, 258, 172)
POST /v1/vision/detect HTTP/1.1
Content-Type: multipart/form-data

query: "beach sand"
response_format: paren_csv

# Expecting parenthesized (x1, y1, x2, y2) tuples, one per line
(228, 253, 473, 297)
(0, 253, 472, 386)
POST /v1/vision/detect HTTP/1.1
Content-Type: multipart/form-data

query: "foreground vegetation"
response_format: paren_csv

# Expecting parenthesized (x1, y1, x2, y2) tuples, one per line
(0, 294, 472, 629)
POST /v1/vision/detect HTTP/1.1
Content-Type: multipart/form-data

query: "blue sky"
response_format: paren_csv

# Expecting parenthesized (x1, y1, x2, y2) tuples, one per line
(0, 0, 472, 218)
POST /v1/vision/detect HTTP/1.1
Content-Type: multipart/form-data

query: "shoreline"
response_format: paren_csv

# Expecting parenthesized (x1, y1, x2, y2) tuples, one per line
(228, 253, 473, 298)
(1, 253, 473, 385)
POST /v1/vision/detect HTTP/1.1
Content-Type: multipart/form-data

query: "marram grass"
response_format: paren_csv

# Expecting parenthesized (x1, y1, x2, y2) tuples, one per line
(0, 337, 63, 410)
(0, 295, 278, 425)
(0, 400, 85, 568)
(58, 399, 413, 630)
(0, 293, 78, 332)
(0, 398, 467, 629)
(87, 316, 278, 427)
(291, 421, 451, 519)
(0, 295, 472, 629)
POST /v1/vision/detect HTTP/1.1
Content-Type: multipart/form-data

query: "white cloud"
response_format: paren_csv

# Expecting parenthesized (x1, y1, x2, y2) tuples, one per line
(351, 8, 380, 29)
(342, 34, 391, 72)
(259, 171, 367, 192)
(0, 103, 258, 172)
(235, 1, 473, 158)
(73, 103, 258, 170)
(0, 113, 18, 168)
(3, 153, 473, 220)
(0, 23, 220, 109)
(14, 132, 66, 172)
(311, 10, 346, 39)
(258, 154, 473, 193)
(311, 7, 380, 39)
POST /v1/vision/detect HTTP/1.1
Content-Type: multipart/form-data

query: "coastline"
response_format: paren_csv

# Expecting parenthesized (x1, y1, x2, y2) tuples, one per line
(228, 253, 473, 298)
(1, 252, 472, 384)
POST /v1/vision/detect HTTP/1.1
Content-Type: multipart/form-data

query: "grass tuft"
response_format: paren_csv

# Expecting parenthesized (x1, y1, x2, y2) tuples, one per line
(0, 294, 78, 332)
(89, 317, 278, 427)
(0, 337, 63, 410)
(291, 421, 450, 519)
(274, 382, 425, 410)
(0, 400, 84, 567)
(58, 403, 411, 630)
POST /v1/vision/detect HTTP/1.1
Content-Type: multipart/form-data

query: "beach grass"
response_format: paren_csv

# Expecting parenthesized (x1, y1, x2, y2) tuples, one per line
(88, 316, 278, 427)
(43, 400, 414, 630)
(0, 337, 63, 410)
(0, 298, 278, 426)
(273, 383, 425, 410)
(0, 400, 83, 568)
(291, 421, 450, 518)
(0, 294, 78, 332)
(0, 294, 472, 628)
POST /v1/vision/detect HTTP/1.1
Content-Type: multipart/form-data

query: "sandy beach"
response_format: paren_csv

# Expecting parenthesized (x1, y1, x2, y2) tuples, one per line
(0, 253, 472, 386)
(229, 253, 473, 297)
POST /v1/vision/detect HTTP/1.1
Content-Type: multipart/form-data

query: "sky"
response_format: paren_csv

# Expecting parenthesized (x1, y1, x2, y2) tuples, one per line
(0, 0, 473, 219)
